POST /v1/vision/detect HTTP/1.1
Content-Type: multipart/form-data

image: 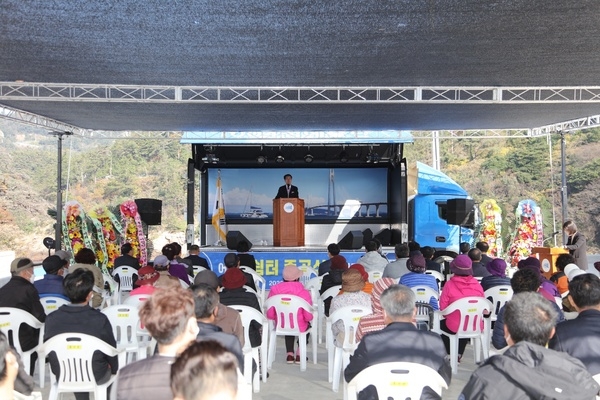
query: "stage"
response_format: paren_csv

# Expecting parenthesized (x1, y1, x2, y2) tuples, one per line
(198, 245, 395, 287)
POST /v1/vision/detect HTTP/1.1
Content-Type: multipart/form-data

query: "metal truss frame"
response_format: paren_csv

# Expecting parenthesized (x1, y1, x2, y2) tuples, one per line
(3, 82, 600, 104)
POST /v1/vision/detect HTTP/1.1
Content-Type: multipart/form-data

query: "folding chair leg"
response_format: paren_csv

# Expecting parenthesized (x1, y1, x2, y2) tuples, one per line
(449, 336, 458, 374)
(299, 333, 307, 371)
(332, 347, 342, 392)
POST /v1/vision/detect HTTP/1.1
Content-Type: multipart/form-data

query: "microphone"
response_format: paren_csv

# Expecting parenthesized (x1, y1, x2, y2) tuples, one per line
(551, 231, 560, 236)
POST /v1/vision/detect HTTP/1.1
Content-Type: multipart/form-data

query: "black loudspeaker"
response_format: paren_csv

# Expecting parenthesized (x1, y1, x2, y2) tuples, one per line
(362, 229, 373, 246)
(374, 228, 392, 246)
(447, 198, 475, 226)
(338, 231, 364, 250)
(135, 198, 162, 226)
(390, 229, 403, 245)
(226, 231, 253, 251)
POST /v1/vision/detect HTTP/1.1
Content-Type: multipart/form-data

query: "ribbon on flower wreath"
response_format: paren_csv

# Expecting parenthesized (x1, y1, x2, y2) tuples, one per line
(89, 207, 123, 274)
(63, 201, 94, 258)
(120, 200, 147, 266)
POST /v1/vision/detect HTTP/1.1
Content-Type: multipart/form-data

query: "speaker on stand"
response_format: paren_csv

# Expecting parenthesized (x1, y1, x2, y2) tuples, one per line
(338, 231, 364, 250)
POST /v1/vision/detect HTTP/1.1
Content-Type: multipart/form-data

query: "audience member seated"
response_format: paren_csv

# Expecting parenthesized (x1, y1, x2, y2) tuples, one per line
(113, 243, 141, 270)
(219, 267, 263, 347)
(475, 241, 493, 267)
(562, 263, 588, 312)
(191, 284, 244, 370)
(439, 255, 485, 359)
(184, 244, 210, 270)
(70, 248, 104, 308)
(0, 330, 19, 400)
(318, 243, 340, 276)
(112, 287, 198, 400)
(330, 269, 372, 344)
(153, 255, 181, 289)
(459, 242, 470, 254)
(518, 257, 560, 299)
(492, 268, 564, 350)
(480, 258, 511, 292)
(399, 253, 439, 310)
(345, 284, 451, 400)
(550, 253, 575, 295)
(408, 240, 421, 256)
(355, 278, 397, 342)
(171, 242, 194, 276)
(34, 255, 68, 300)
(266, 265, 313, 364)
(348, 264, 373, 294)
(219, 253, 256, 291)
(129, 265, 160, 296)
(0, 258, 46, 375)
(382, 243, 410, 279)
(422, 246, 441, 273)
(319, 255, 348, 315)
(549, 273, 600, 375)
(44, 269, 118, 400)
(235, 241, 256, 271)
(162, 245, 191, 285)
(0, 330, 35, 398)
(170, 340, 238, 400)
(460, 292, 599, 400)
(357, 241, 388, 273)
(194, 270, 245, 347)
(468, 248, 491, 278)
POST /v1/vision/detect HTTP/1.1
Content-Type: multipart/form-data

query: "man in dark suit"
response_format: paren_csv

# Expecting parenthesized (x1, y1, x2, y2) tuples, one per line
(476, 241, 494, 267)
(549, 273, 600, 375)
(275, 173, 299, 199)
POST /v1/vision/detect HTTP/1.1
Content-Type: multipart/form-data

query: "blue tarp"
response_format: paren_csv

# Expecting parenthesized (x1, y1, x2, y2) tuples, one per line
(417, 161, 468, 196)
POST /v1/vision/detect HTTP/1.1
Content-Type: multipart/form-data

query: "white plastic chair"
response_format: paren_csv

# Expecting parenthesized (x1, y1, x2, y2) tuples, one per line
(101, 305, 143, 364)
(411, 286, 440, 309)
(326, 305, 372, 392)
(367, 270, 382, 283)
(101, 274, 120, 308)
(192, 265, 207, 277)
(345, 362, 448, 400)
(40, 333, 125, 400)
(40, 297, 70, 315)
(265, 294, 317, 372)
(433, 296, 492, 374)
(229, 305, 269, 392)
(120, 294, 156, 358)
(484, 286, 514, 322)
(240, 266, 267, 307)
(304, 275, 326, 334)
(298, 265, 319, 285)
(0, 307, 44, 380)
(425, 270, 445, 291)
(112, 266, 138, 303)
(318, 285, 342, 345)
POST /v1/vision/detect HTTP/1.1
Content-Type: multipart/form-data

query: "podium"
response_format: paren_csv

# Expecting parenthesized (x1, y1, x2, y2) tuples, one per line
(273, 198, 305, 247)
(531, 247, 568, 278)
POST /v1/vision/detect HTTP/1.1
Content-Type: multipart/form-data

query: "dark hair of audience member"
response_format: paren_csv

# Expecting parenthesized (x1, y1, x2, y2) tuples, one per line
(191, 284, 220, 319)
(365, 240, 378, 252)
(408, 241, 421, 253)
(467, 248, 482, 261)
(421, 246, 435, 260)
(139, 287, 195, 345)
(510, 268, 540, 293)
(170, 340, 238, 400)
(555, 253, 576, 272)
(63, 269, 95, 303)
(74, 248, 96, 264)
(121, 243, 133, 255)
(504, 292, 557, 346)
(162, 244, 177, 261)
(394, 243, 410, 258)
(171, 242, 183, 256)
(459, 242, 470, 254)
(475, 241, 489, 253)
(568, 274, 600, 309)
(327, 243, 341, 256)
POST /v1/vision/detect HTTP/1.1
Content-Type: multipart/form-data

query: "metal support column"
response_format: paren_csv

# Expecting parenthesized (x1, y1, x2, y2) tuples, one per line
(560, 131, 568, 244)
(51, 131, 72, 250)
(186, 159, 195, 249)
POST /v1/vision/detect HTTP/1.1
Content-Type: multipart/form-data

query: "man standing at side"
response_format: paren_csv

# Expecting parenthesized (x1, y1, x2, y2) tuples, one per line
(549, 273, 600, 375)
(345, 284, 450, 400)
(0, 258, 46, 374)
(44, 269, 118, 400)
(275, 173, 299, 199)
(460, 292, 599, 400)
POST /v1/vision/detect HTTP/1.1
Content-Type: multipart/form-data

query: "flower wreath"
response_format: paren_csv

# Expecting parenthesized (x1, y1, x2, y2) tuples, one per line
(89, 207, 123, 273)
(508, 199, 543, 266)
(62, 200, 93, 259)
(478, 199, 503, 257)
(120, 200, 147, 266)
